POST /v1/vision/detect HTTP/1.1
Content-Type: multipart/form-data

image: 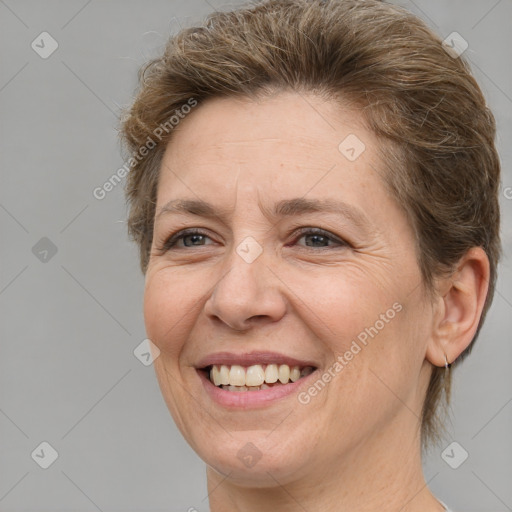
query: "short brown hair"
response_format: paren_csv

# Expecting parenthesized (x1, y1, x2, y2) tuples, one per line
(120, 0, 501, 448)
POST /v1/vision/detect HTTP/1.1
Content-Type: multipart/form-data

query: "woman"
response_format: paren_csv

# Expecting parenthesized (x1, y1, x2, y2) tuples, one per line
(120, 0, 501, 510)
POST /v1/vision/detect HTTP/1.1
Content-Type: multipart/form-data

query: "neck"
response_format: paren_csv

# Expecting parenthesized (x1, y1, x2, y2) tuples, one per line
(206, 417, 445, 512)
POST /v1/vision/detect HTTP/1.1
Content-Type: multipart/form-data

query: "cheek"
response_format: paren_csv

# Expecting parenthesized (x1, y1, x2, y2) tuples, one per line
(290, 266, 399, 351)
(301, 268, 422, 399)
(143, 268, 203, 357)
(325, 297, 427, 423)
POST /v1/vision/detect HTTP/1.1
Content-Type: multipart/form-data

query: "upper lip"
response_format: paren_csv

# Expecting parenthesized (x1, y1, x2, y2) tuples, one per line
(195, 351, 318, 369)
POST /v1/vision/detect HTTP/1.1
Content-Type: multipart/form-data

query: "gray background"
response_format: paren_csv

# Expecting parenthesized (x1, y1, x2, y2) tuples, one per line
(0, 0, 511, 511)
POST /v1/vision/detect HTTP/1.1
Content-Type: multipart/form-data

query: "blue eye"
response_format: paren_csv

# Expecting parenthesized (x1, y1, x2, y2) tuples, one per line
(292, 227, 347, 249)
(159, 227, 347, 251)
(162, 229, 213, 249)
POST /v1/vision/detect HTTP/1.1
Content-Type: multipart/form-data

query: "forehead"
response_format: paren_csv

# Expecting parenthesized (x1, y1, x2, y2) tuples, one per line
(158, 92, 381, 200)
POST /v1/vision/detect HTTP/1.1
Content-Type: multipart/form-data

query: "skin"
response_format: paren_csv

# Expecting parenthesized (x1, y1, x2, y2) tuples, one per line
(143, 91, 490, 511)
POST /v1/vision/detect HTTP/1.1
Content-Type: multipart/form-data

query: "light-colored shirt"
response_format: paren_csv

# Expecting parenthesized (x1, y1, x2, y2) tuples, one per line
(439, 500, 454, 512)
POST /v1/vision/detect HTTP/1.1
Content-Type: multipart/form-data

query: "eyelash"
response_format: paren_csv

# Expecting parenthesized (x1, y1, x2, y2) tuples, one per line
(158, 227, 349, 252)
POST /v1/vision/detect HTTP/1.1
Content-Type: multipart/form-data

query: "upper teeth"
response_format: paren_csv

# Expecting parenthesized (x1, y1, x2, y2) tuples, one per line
(209, 364, 313, 387)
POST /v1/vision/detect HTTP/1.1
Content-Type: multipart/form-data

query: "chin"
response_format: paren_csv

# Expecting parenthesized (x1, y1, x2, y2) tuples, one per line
(190, 424, 321, 488)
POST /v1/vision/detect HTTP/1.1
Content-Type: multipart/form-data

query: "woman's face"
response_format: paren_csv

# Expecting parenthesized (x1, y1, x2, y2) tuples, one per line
(144, 91, 434, 486)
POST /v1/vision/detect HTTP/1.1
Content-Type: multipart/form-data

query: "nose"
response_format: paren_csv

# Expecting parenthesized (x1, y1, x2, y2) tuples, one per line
(203, 248, 287, 332)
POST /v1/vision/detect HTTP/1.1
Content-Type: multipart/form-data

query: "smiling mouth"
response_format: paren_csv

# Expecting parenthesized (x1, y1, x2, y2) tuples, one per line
(201, 363, 316, 392)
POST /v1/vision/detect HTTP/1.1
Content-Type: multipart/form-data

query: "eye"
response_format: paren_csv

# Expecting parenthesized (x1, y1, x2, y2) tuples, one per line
(159, 228, 215, 251)
(157, 226, 349, 253)
(291, 227, 348, 249)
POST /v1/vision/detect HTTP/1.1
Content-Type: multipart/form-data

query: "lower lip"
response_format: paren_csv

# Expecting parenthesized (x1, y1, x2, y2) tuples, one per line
(197, 369, 317, 409)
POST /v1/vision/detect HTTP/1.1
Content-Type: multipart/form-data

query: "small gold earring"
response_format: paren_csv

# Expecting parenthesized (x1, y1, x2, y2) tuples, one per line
(444, 354, 451, 369)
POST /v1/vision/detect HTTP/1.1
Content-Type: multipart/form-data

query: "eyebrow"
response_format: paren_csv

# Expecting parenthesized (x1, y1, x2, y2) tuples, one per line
(155, 197, 371, 231)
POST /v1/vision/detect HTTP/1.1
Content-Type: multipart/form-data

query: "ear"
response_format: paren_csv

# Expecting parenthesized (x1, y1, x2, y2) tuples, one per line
(425, 247, 490, 367)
